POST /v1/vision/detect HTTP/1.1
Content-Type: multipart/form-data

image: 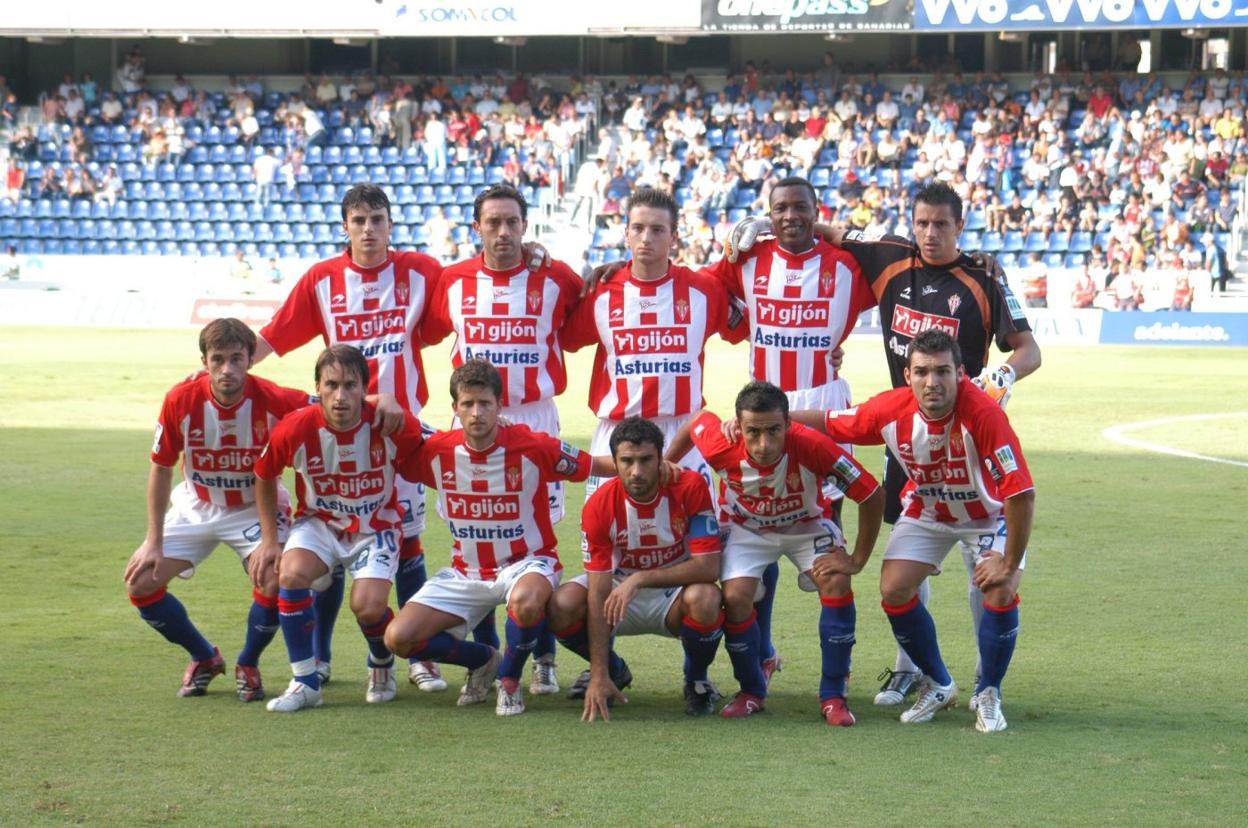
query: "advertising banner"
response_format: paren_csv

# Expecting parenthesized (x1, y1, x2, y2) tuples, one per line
(1099, 311, 1248, 346)
(1025, 308, 1103, 345)
(701, 0, 914, 32)
(915, 0, 1248, 32)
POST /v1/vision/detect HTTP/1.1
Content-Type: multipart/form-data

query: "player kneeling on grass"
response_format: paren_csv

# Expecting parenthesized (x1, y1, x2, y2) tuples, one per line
(789, 329, 1035, 732)
(250, 344, 428, 712)
(548, 416, 725, 721)
(384, 359, 632, 717)
(667, 382, 883, 725)
(124, 318, 315, 701)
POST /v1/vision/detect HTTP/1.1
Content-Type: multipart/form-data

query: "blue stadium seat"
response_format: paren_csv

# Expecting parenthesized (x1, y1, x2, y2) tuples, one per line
(981, 232, 1004, 252)
(1069, 231, 1093, 252)
(82, 240, 102, 254)
(1043, 252, 1065, 268)
(1001, 231, 1024, 252)
(1023, 232, 1046, 252)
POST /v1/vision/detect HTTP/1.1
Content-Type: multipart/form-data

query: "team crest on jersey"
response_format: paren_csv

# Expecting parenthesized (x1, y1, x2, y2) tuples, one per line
(331, 293, 348, 312)
(948, 294, 962, 315)
(819, 270, 834, 295)
(672, 516, 686, 537)
(950, 432, 965, 456)
(674, 299, 689, 322)
(786, 471, 801, 490)
(395, 281, 410, 305)
(252, 421, 267, 444)
(370, 445, 385, 467)
(527, 290, 541, 313)
(506, 465, 521, 488)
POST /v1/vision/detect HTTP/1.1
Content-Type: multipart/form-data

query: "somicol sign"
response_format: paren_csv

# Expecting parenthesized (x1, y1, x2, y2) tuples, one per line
(916, 0, 1248, 31)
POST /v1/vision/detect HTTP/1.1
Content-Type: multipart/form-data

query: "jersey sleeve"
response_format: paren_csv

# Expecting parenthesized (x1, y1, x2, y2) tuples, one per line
(678, 472, 722, 556)
(419, 267, 455, 346)
(698, 258, 749, 343)
(580, 486, 616, 573)
(150, 390, 184, 467)
(689, 270, 728, 339)
(269, 382, 317, 417)
(255, 418, 295, 481)
(796, 425, 881, 503)
(821, 393, 889, 446)
(839, 233, 914, 301)
(392, 412, 428, 457)
(536, 432, 593, 483)
(259, 269, 326, 356)
(972, 403, 1034, 497)
(559, 285, 600, 352)
(688, 410, 735, 470)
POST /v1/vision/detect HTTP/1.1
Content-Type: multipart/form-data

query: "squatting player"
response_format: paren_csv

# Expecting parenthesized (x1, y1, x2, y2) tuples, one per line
(792, 329, 1035, 732)
(385, 360, 623, 717)
(667, 381, 883, 724)
(731, 180, 1041, 707)
(548, 417, 726, 721)
(422, 183, 583, 695)
(251, 345, 428, 712)
(124, 318, 313, 701)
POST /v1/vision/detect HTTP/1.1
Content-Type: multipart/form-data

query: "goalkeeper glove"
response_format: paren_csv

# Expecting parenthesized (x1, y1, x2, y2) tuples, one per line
(973, 364, 1016, 409)
(725, 216, 772, 263)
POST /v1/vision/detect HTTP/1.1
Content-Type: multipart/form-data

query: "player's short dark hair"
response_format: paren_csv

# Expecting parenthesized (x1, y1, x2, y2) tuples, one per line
(340, 183, 392, 222)
(473, 183, 528, 223)
(609, 417, 665, 458)
(199, 318, 256, 358)
(627, 187, 679, 231)
(769, 175, 818, 209)
(914, 181, 964, 223)
(315, 344, 370, 386)
(907, 329, 963, 368)
(450, 358, 503, 403)
(735, 380, 789, 421)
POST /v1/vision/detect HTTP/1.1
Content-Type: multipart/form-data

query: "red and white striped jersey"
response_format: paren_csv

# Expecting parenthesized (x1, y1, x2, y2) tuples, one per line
(562, 263, 727, 419)
(152, 374, 312, 507)
(822, 378, 1034, 524)
(260, 250, 441, 414)
(255, 402, 426, 534)
(422, 256, 582, 407)
(400, 424, 592, 580)
(690, 410, 879, 531)
(581, 469, 721, 576)
(704, 238, 875, 392)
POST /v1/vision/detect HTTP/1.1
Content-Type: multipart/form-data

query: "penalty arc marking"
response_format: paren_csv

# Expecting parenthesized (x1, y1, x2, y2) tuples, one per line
(1102, 412, 1248, 469)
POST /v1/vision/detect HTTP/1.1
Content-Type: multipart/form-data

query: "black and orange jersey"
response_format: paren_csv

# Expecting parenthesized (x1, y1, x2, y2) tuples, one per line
(840, 232, 1031, 388)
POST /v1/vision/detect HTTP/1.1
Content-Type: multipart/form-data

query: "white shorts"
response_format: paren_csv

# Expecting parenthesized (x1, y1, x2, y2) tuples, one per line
(584, 414, 713, 503)
(449, 397, 564, 523)
(285, 517, 401, 586)
(163, 482, 291, 578)
(395, 474, 427, 540)
(413, 556, 560, 638)
(883, 515, 1027, 576)
(571, 573, 682, 638)
(720, 519, 846, 585)
(786, 381, 852, 501)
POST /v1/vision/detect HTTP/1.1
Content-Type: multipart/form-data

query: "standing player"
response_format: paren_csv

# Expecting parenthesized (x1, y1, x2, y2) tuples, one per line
(384, 360, 619, 716)
(254, 183, 447, 691)
(730, 181, 1041, 708)
(548, 417, 725, 720)
(666, 381, 883, 724)
(250, 345, 428, 712)
(124, 319, 313, 701)
(421, 184, 583, 695)
(792, 330, 1035, 732)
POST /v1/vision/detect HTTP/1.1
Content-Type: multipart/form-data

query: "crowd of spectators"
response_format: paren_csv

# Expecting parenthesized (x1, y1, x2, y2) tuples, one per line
(581, 60, 1245, 307)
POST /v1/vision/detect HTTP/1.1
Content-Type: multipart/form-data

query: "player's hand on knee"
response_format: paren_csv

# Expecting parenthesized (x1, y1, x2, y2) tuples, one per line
(972, 552, 1014, 590)
(726, 216, 772, 263)
(248, 541, 283, 589)
(583, 259, 627, 297)
(124, 540, 163, 586)
(370, 393, 405, 436)
(811, 548, 860, 579)
(581, 677, 626, 723)
(604, 579, 639, 627)
(720, 417, 741, 443)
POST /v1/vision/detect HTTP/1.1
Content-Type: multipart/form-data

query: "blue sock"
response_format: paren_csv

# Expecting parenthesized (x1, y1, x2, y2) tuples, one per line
(359, 607, 395, 668)
(396, 547, 428, 664)
(236, 589, 279, 667)
(499, 610, 545, 682)
(977, 596, 1020, 694)
(818, 594, 856, 700)
(313, 565, 345, 666)
(755, 562, 780, 662)
(553, 620, 627, 678)
(680, 612, 724, 683)
(409, 632, 492, 669)
(131, 587, 215, 661)
(883, 595, 951, 686)
(278, 587, 319, 689)
(473, 610, 500, 649)
(533, 628, 557, 661)
(724, 610, 767, 697)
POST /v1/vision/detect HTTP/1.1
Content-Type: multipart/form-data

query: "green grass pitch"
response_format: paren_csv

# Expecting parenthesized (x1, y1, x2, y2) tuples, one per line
(1, 326, 1246, 826)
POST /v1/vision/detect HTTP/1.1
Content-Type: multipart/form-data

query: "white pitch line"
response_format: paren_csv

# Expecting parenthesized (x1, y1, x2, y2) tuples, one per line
(1102, 412, 1248, 469)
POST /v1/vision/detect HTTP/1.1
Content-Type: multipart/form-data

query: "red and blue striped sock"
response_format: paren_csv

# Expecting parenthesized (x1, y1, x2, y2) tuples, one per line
(312, 565, 344, 666)
(724, 610, 767, 697)
(131, 587, 215, 661)
(358, 607, 395, 668)
(883, 595, 952, 686)
(818, 593, 856, 700)
(680, 611, 724, 683)
(499, 608, 545, 681)
(278, 587, 319, 689)
(236, 588, 279, 667)
(976, 595, 1020, 694)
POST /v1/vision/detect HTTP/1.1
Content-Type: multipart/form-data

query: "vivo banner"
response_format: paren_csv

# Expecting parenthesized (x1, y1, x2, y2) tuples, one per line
(1099, 311, 1248, 346)
(701, 0, 914, 32)
(915, 0, 1248, 31)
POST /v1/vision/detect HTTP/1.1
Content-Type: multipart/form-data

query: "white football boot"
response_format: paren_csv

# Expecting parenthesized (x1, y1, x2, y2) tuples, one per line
(457, 647, 501, 706)
(266, 679, 323, 713)
(974, 686, 1008, 733)
(899, 676, 958, 723)
(365, 664, 397, 703)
